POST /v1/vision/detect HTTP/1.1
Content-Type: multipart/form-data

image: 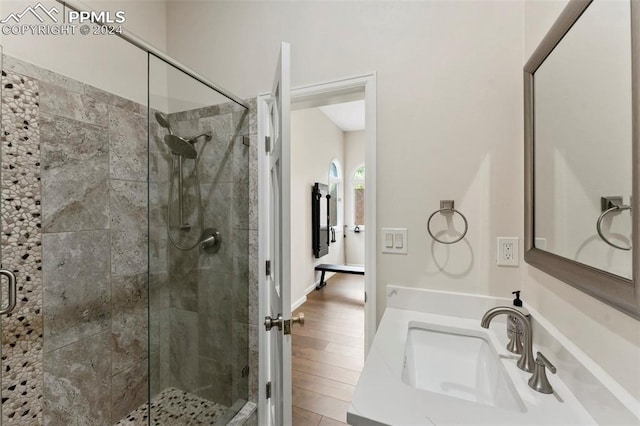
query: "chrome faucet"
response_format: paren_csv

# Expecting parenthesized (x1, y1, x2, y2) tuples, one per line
(481, 306, 535, 373)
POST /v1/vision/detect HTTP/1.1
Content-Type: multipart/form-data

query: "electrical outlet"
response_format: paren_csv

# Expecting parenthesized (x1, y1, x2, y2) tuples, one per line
(504, 243, 513, 260)
(497, 237, 519, 267)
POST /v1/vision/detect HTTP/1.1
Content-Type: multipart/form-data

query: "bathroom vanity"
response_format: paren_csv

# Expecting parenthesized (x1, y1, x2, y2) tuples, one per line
(347, 286, 639, 425)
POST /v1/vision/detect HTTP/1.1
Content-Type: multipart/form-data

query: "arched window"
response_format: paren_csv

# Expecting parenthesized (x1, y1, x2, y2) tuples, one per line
(353, 165, 365, 226)
(328, 160, 342, 227)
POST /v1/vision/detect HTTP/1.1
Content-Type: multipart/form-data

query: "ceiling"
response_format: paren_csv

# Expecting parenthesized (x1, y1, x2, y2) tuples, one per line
(319, 100, 365, 132)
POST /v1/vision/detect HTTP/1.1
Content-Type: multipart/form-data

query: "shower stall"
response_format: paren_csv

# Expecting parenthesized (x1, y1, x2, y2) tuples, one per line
(0, 10, 258, 425)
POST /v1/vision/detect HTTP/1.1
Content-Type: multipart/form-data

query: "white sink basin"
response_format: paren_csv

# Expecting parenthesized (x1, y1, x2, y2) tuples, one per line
(401, 323, 525, 412)
(348, 294, 601, 426)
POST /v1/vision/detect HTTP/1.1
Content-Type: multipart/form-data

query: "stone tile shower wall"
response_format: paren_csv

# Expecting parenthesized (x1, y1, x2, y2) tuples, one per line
(1, 54, 258, 425)
(149, 98, 257, 415)
(1, 55, 149, 425)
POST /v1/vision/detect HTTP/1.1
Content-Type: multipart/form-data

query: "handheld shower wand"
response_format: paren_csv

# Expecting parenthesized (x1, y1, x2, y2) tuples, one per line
(155, 112, 214, 250)
(155, 112, 173, 135)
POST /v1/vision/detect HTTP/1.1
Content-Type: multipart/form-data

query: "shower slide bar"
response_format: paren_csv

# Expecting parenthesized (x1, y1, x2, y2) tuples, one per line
(54, 0, 249, 110)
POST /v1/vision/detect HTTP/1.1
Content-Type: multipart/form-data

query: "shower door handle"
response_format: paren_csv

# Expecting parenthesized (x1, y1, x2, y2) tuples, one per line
(0, 269, 17, 315)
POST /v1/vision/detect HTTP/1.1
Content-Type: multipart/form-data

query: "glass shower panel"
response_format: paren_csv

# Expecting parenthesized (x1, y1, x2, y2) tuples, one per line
(0, 45, 3, 423)
(2, 29, 149, 424)
(148, 53, 250, 424)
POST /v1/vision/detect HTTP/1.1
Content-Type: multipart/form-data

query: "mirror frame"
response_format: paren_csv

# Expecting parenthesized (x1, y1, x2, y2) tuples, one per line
(524, 0, 640, 319)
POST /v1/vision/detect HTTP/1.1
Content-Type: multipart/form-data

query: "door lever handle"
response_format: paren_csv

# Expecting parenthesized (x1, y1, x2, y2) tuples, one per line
(0, 269, 17, 315)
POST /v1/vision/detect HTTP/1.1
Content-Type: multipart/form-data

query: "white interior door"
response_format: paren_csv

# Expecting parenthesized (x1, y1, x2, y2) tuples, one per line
(259, 42, 292, 426)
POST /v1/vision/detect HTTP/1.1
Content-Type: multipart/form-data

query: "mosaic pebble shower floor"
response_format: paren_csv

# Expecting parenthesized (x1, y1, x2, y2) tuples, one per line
(116, 387, 239, 426)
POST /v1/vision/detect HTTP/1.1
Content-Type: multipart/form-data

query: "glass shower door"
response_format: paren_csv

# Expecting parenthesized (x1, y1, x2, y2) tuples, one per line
(148, 53, 251, 424)
(0, 45, 3, 423)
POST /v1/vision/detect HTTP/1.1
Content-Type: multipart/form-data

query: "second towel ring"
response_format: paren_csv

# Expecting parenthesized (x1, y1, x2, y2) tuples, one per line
(596, 204, 631, 251)
(427, 200, 468, 245)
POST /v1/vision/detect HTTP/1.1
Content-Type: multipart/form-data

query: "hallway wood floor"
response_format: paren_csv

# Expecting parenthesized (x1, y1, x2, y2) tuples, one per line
(292, 273, 365, 425)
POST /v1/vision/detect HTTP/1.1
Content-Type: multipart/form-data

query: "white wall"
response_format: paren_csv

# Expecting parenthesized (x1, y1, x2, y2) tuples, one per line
(344, 130, 365, 266)
(165, 0, 524, 320)
(523, 0, 640, 399)
(291, 108, 345, 307)
(164, 0, 640, 401)
(1, 0, 167, 104)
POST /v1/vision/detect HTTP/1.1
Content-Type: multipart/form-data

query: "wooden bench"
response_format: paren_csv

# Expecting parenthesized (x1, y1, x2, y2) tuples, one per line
(314, 264, 365, 290)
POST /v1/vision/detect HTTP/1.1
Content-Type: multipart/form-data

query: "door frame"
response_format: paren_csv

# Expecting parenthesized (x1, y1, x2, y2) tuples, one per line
(287, 73, 377, 352)
(258, 73, 377, 423)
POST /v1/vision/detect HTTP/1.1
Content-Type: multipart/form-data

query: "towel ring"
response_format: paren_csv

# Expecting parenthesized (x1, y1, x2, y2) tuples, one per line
(427, 200, 468, 245)
(596, 205, 631, 251)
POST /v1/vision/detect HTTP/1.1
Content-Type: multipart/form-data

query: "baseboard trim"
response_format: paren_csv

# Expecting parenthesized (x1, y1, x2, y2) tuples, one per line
(291, 272, 336, 312)
(292, 271, 337, 311)
(304, 283, 317, 295)
(291, 295, 307, 311)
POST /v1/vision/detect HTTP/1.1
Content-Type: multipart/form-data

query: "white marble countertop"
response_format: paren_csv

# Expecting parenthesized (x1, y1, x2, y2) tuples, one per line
(347, 307, 597, 426)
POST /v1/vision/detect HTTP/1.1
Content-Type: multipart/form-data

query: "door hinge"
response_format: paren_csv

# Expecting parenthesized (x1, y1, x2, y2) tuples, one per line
(265, 136, 271, 153)
(265, 260, 271, 276)
(364, 291, 367, 303)
(266, 381, 272, 399)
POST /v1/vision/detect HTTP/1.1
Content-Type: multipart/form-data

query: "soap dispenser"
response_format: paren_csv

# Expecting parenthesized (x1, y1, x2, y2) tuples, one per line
(506, 291, 530, 354)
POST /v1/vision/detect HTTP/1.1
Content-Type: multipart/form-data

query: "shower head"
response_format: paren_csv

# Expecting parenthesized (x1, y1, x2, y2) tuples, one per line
(164, 135, 198, 159)
(155, 112, 174, 135)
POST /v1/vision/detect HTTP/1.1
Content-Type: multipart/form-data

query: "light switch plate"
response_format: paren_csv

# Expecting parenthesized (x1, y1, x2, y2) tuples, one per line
(382, 228, 407, 254)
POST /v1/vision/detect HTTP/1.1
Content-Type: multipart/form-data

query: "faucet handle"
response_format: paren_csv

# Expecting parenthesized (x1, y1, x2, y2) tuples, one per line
(528, 352, 556, 394)
(536, 352, 556, 373)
